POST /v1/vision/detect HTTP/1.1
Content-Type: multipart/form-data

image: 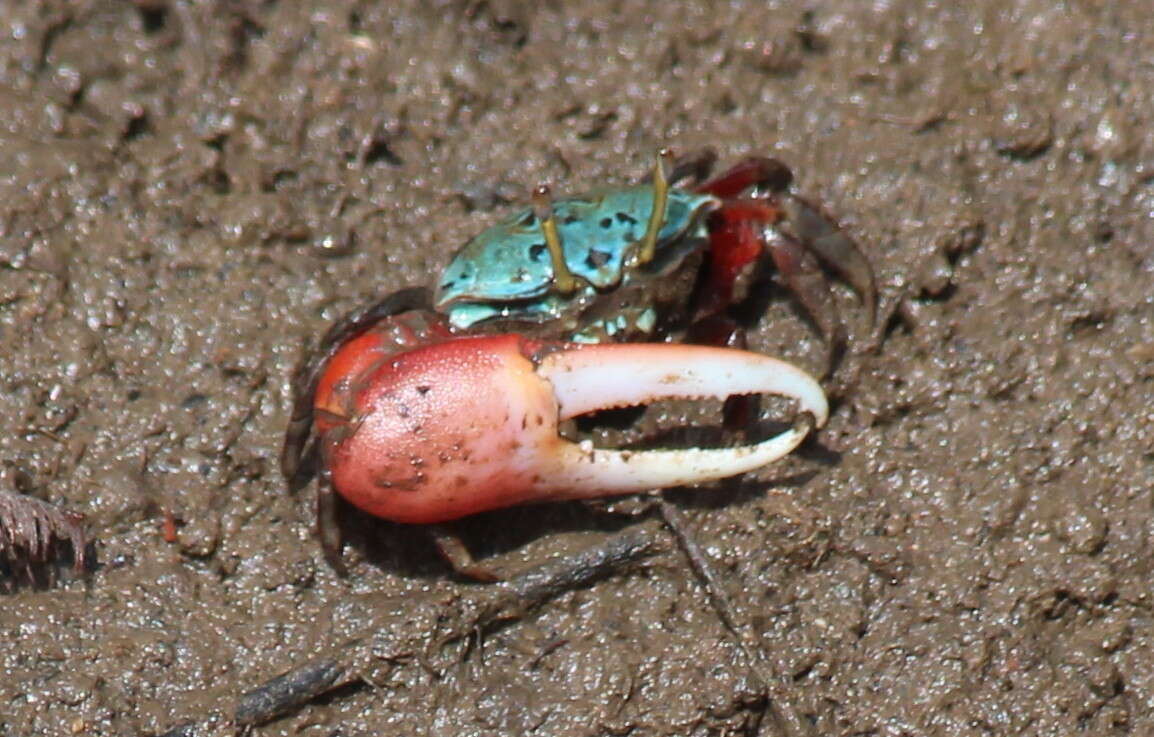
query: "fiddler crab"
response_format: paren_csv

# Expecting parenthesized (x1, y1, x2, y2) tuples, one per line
(282, 149, 875, 574)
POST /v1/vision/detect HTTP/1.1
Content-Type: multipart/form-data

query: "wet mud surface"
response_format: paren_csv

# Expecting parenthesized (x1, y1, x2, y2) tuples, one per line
(1, 1, 1152, 735)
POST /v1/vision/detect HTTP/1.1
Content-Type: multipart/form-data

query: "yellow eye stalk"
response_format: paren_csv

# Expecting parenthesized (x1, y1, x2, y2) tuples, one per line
(635, 147, 675, 266)
(532, 184, 579, 295)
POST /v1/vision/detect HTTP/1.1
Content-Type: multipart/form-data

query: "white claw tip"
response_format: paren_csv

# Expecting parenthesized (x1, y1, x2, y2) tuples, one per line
(535, 343, 828, 496)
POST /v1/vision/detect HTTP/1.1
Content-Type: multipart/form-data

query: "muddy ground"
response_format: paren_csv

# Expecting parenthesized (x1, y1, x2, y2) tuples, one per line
(1, 1, 1152, 735)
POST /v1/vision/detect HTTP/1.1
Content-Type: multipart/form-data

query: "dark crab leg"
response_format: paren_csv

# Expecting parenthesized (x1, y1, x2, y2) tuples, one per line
(666, 147, 719, 187)
(780, 194, 878, 326)
(762, 222, 849, 373)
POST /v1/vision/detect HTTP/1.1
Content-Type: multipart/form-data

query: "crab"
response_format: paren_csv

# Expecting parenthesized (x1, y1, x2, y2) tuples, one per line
(282, 149, 875, 572)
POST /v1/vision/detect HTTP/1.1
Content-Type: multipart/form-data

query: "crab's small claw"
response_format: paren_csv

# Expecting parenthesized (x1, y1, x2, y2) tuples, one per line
(321, 334, 826, 525)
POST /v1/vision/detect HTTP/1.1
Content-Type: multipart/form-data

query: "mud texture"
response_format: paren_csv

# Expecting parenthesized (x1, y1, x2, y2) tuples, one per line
(1, 2, 1152, 735)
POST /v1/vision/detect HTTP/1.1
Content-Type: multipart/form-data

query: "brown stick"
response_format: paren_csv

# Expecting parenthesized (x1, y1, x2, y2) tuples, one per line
(657, 498, 811, 737)
(154, 524, 666, 735)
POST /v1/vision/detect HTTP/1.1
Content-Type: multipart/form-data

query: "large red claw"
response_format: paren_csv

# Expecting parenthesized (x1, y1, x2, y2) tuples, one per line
(320, 335, 827, 525)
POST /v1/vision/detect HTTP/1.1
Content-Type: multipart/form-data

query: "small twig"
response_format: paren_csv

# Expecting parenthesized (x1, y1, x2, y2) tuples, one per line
(234, 658, 347, 725)
(657, 498, 811, 737)
(154, 524, 665, 735)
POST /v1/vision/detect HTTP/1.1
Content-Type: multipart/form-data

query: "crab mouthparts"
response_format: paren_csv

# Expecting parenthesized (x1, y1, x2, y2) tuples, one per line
(531, 342, 828, 497)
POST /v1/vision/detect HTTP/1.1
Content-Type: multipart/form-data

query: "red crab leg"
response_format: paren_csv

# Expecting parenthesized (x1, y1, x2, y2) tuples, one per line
(695, 156, 793, 198)
(702, 202, 848, 374)
(698, 200, 780, 314)
(694, 156, 877, 339)
(693, 195, 874, 375)
(321, 335, 827, 526)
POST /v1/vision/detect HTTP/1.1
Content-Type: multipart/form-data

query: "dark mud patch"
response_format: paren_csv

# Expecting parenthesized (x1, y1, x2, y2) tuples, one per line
(1, 1, 1152, 735)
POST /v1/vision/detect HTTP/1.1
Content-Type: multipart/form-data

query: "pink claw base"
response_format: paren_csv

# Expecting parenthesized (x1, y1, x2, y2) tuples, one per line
(313, 323, 827, 525)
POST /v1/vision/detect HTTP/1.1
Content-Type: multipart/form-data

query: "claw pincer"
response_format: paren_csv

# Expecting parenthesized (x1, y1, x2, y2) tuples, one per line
(312, 313, 827, 525)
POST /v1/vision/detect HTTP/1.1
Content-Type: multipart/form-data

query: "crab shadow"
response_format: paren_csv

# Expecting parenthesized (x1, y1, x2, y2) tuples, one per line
(337, 494, 652, 581)
(336, 416, 841, 580)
